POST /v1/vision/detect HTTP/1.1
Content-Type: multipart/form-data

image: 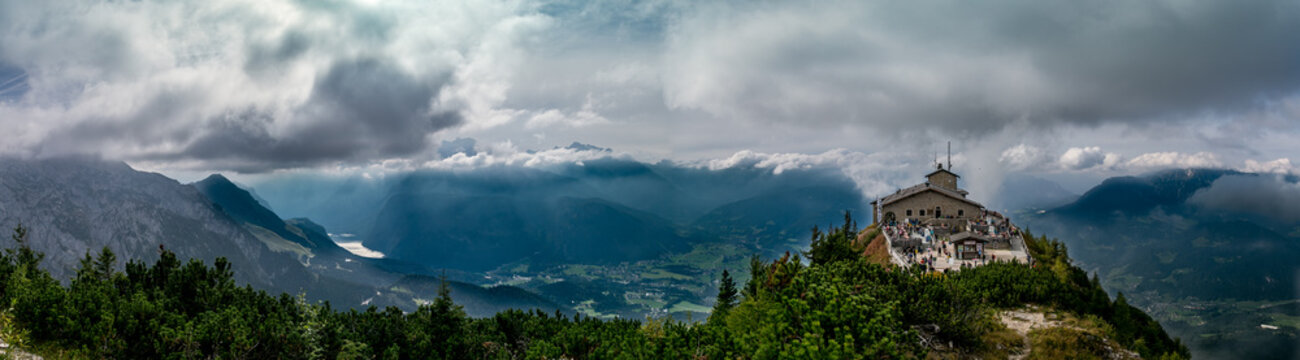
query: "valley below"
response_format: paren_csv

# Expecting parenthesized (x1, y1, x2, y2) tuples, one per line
(241, 156, 866, 319)
(480, 241, 786, 321)
(1017, 168, 1300, 359)
(0, 156, 860, 320)
(2, 156, 1292, 358)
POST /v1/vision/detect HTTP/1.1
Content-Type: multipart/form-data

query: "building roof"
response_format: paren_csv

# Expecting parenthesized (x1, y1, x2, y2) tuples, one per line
(926, 168, 961, 179)
(873, 182, 984, 208)
(950, 232, 989, 243)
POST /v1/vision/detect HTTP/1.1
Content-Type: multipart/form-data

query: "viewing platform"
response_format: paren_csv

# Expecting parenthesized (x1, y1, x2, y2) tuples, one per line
(879, 212, 1030, 272)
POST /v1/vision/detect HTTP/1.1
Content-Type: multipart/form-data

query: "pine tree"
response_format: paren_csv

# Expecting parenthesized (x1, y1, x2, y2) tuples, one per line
(744, 255, 765, 299)
(94, 247, 116, 283)
(1113, 292, 1135, 343)
(710, 270, 738, 325)
(407, 271, 467, 359)
(436, 272, 454, 307)
(9, 224, 43, 273)
(805, 211, 859, 265)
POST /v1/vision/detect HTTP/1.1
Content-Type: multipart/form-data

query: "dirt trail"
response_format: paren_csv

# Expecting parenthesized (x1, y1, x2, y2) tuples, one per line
(998, 307, 1138, 360)
(999, 307, 1064, 360)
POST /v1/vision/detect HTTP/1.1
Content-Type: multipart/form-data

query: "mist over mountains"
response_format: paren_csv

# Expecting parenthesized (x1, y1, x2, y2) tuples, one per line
(0, 153, 867, 319)
(1018, 168, 1300, 359)
(989, 175, 1078, 212)
(250, 155, 867, 272)
(1023, 168, 1300, 301)
(7, 152, 1299, 357)
(226, 149, 869, 319)
(0, 157, 564, 316)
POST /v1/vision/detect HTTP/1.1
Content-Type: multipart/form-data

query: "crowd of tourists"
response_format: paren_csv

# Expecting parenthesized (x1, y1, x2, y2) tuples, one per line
(881, 214, 1022, 272)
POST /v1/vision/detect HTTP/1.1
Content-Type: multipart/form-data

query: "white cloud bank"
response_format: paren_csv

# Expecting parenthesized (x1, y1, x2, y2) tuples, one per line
(1058, 147, 1121, 171)
(699, 149, 917, 197)
(1124, 152, 1224, 170)
(998, 143, 1293, 177)
(999, 144, 1050, 171)
(1240, 158, 1296, 175)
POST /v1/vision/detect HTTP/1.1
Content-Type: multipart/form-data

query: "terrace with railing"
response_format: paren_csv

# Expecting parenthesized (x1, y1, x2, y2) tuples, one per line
(879, 213, 1030, 272)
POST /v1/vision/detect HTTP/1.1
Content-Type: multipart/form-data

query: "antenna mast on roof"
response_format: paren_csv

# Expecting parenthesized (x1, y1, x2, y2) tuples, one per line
(947, 141, 952, 171)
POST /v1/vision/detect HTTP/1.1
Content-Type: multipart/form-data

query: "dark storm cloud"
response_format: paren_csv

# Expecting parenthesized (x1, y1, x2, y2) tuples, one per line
(1010, 1, 1300, 122)
(663, 0, 1300, 134)
(0, 0, 513, 171)
(1188, 175, 1300, 222)
(171, 58, 461, 171)
(34, 88, 211, 156)
(31, 56, 460, 172)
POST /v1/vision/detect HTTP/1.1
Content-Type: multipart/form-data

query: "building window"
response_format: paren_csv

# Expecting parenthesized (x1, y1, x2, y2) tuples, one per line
(958, 209, 964, 216)
(919, 209, 926, 216)
(906, 210, 912, 216)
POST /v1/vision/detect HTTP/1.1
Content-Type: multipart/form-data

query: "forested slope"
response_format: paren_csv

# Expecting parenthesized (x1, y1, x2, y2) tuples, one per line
(0, 217, 1187, 359)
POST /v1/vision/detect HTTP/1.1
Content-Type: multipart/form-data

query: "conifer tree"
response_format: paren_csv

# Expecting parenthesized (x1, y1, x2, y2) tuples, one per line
(805, 211, 859, 265)
(744, 255, 764, 299)
(710, 270, 738, 324)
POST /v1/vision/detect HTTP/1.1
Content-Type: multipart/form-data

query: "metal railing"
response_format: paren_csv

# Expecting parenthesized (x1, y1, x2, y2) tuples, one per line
(880, 226, 911, 268)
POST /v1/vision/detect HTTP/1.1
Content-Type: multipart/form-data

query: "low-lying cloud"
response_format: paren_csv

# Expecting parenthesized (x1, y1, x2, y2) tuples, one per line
(996, 143, 1278, 175)
(1058, 147, 1120, 171)
(699, 149, 917, 198)
(1241, 158, 1296, 175)
(1125, 152, 1223, 170)
(1189, 175, 1300, 223)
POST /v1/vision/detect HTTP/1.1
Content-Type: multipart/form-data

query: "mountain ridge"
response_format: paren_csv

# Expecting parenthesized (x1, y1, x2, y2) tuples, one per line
(0, 157, 562, 317)
(1020, 167, 1300, 359)
(0, 157, 302, 288)
(189, 170, 563, 317)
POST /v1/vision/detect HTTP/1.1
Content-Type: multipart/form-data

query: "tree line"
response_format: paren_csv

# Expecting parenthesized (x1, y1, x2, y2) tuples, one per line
(0, 216, 1188, 359)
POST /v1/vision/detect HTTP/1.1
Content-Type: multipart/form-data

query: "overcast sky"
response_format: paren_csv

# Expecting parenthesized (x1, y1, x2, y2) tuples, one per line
(1, 0, 1297, 199)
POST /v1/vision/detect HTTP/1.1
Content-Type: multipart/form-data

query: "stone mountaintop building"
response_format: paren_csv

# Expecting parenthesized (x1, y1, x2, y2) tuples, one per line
(871, 162, 984, 225)
(872, 149, 1030, 271)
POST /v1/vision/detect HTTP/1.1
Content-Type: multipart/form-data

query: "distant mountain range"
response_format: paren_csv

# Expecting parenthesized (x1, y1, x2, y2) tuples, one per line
(0, 157, 305, 288)
(16, 155, 1285, 357)
(1019, 168, 1300, 359)
(1025, 168, 1299, 300)
(250, 158, 867, 272)
(0, 156, 866, 319)
(990, 175, 1078, 212)
(0, 157, 563, 317)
